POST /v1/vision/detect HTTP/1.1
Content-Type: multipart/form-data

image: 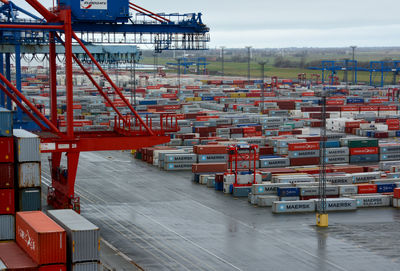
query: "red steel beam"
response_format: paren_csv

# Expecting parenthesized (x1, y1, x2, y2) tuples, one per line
(25, 0, 59, 22)
(0, 83, 48, 131)
(129, 6, 164, 23)
(54, 33, 128, 126)
(61, 10, 74, 138)
(49, 32, 57, 125)
(0, 72, 60, 133)
(71, 32, 155, 135)
(40, 135, 171, 152)
(129, 2, 170, 22)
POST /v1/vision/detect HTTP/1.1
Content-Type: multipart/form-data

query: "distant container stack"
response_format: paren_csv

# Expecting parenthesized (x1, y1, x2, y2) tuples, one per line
(0, 108, 14, 242)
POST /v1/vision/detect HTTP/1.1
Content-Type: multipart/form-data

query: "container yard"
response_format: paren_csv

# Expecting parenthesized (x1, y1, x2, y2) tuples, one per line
(1, 0, 400, 271)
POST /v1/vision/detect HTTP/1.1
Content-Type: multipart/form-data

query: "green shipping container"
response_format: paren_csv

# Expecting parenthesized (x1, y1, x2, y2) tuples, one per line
(18, 187, 41, 211)
(348, 139, 378, 148)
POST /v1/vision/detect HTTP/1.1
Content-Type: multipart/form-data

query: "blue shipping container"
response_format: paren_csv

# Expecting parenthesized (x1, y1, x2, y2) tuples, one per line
(323, 141, 340, 148)
(277, 187, 300, 197)
(377, 184, 396, 193)
(139, 100, 157, 105)
(349, 154, 379, 163)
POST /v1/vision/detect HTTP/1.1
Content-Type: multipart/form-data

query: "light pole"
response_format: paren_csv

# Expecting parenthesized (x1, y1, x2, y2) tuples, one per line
(177, 58, 181, 93)
(259, 61, 266, 113)
(246, 46, 252, 81)
(350, 45, 357, 84)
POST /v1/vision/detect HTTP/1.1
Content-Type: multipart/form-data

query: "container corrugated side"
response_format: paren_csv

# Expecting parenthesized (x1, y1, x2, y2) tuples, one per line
(72, 262, 99, 271)
(38, 264, 66, 271)
(47, 209, 100, 263)
(0, 163, 14, 189)
(18, 188, 41, 211)
(0, 215, 15, 240)
(0, 242, 38, 270)
(0, 108, 13, 137)
(16, 211, 66, 265)
(17, 162, 41, 188)
(13, 129, 40, 162)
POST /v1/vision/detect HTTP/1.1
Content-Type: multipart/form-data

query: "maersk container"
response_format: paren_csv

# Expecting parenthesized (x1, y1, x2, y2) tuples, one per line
(164, 153, 196, 163)
(288, 150, 319, 158)
(164, 163, 193, 171)
(251, 183, 288, 195)
(71, 262, 99, 271)
(351, 172, 381, 184)
(272, 200, 315, 213)
(0, 215, 15, 240)
(17, 162, 41, 188)
(198, 154, 228, 163)
(0, 107, 13, 137)
(13, 129, 40, 162)
(325, 147, 349, 156)
(259, 158, 290, 168)
(47, 210, 100, 264)
(314, 198, 357, 211)
(18, 188, 41, 211)
(16, 211, 67, 265)
(354, 195, 391, 208)
(380, 153, 400, 161)
(325, 156, 349, 164)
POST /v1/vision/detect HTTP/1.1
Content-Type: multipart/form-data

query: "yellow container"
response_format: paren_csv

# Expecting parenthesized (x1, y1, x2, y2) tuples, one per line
(193, 97, 202, 101)
(185, 97, 194, 102)
(316, 213, 328, 227)
(131, 149, 136, 155)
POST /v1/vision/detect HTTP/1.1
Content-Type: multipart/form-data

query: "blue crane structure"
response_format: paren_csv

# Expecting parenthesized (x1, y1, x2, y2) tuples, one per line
(369, 60, 400, 87)
(0, 0, 209, 211)
(308, 60, 360, 85)
(167, 57, 209, 75)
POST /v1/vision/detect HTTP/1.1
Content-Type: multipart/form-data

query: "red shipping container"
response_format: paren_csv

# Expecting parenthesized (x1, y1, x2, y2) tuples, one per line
(394, 188, 400, 198)
(0, 137, 14, 162)
(16, 211, 67, 265)
(0, 242, 38, 270)
(329, 165, 364, 174)
(0, 163, 14, 189)
(38, 265, 66, 271)
(192, 163, 227, 173)
(290, 157, 320, 166)
(193, 145, 227, 154)
(0, 189, 15, 214)
(259, 168, 298, 175)
(349, 147, 379, 155)
(288, 142, 319, 151)
(358, 184, 378, 194)
(388, 125, 400, 130)
(259, 147, 274, 155)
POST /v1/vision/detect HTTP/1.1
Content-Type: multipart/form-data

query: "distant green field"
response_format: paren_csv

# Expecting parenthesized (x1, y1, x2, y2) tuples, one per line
(139, 55, 395, 84)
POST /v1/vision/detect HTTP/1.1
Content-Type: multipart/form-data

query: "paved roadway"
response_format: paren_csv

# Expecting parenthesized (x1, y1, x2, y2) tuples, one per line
(41, 151, 400, 271)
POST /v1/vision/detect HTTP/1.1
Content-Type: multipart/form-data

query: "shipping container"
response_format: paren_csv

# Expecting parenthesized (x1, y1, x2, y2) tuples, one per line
(164, 163, 193, 171)
(357, 184, 378, 194)
(46, 210, 100, 264)
(71, 262, 99, 271)
(0, 137, 14, 162)
(18, 188, 41, 211)
(16, 211, 67, 265)
(347, 138, 378, 148)
(13, 129, 40, 162)
(339, 185, 358, 196)
(192, 163, 227, 173)
(0, 108, 13, 137)
(38, 264, 66, 271)
(0, 242, 38, 270)
(259, 158, 290, 168)
(314, 198, 357, 211)
(0, 215, 15, 240)
(0, 259, 5, 271)
(257, 195, 279, 207)
(0, 189, 14, 214)
(0, 163, 14, 188)
(272, 200, 315, 213)
(354, 195, 391, 207)
(277, 187, 300, 197)
(17, 162, 41, 188)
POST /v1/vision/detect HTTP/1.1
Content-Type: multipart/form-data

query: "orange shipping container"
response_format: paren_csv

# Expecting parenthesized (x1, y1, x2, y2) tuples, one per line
(357, 184, 377, 194)
(16, 211, 66, 265)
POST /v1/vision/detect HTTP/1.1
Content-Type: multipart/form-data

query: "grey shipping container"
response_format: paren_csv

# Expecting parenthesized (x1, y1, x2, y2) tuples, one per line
(47, 209, 100, 263)
(257, 195, 279, 207)
(72, 261, 99, 271)
(272, 200, 315, 213)
(18, 187, 41, 211)
(325, 147, 349, 156)
(0, 215, 15, 240)
(324, 156, 349, 164)
(339, 185, 358, 196)
(17, 162, 41, 188)
(13, 129, 40, 162)
(251, 183, 289, 195)
(300, 186, 339, 196)
(288, 150, 320, 158)
(164, 163, 193, 171)
(197, 154, 228, 163)
(259, 158, 290, 168)
(353, 195, 391, 208)
(380, 153, 400, 161)
(314, 198, 357, 211)
(164, 154, 196, 163)
(0, 108, 12, 137)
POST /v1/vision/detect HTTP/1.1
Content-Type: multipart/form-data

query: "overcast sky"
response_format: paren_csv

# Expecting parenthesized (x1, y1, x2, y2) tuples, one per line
(16, 0, 400, 48)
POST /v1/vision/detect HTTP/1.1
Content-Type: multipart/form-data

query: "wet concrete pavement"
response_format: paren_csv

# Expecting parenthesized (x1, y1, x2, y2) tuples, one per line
(41, 151, 400, 271)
